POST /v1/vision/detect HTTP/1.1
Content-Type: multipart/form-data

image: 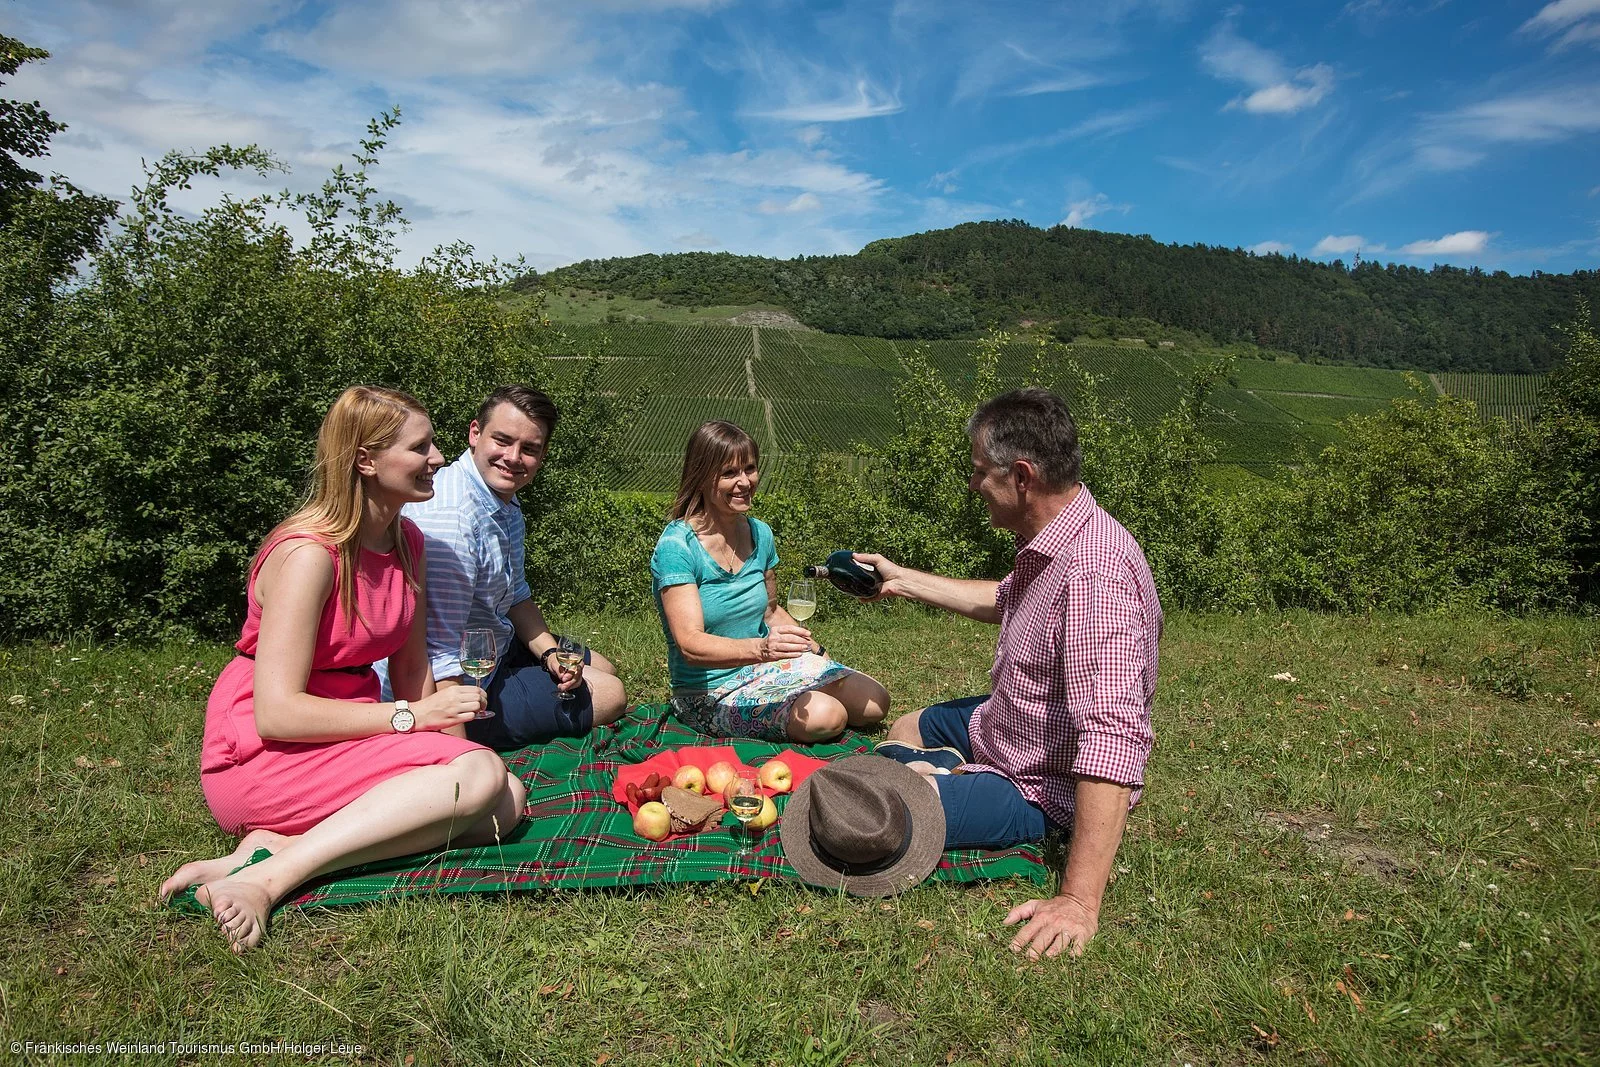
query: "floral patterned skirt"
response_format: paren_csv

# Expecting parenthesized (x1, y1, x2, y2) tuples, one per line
(670, 653, 854, 741)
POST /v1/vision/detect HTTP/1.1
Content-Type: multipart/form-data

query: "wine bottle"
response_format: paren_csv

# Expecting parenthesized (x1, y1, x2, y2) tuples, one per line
(803, 551, 882, 599)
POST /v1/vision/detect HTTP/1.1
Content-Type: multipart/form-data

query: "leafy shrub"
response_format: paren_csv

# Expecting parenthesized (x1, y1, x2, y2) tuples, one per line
(0, 112, 638, 639)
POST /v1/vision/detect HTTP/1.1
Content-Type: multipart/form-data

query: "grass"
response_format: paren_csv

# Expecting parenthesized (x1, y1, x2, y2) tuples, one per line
(3, 609, 1598, 1064)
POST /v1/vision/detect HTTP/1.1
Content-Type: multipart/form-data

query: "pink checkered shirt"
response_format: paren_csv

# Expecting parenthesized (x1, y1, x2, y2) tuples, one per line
(965, 485, 1162, 826)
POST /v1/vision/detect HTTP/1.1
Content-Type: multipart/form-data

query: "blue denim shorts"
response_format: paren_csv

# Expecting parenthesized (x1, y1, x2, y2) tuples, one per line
(915, 695, 1052, 851)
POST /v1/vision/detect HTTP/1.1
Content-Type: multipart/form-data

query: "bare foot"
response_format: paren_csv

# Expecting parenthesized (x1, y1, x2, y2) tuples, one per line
(158, 828, 291, 902)
(195, 877, 275, 953)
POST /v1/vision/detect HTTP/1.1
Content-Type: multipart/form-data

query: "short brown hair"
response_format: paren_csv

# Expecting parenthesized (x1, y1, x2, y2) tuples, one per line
(967, 387, 1081, 490)
(672, 421, 759, 520)
(477, 384, 559, 436)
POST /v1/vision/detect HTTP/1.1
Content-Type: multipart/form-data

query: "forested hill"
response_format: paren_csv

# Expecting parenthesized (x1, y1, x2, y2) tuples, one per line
(544, 221, 1600, 374)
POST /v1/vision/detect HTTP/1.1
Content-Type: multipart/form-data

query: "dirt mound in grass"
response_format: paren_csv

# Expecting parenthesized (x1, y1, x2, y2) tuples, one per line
(727, 309, 811, 330)
(1257, 809, 1411, 881)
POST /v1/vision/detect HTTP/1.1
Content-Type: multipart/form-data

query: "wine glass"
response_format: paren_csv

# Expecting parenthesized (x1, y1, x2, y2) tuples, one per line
(787, 578, 816, 624)
(459, 628, 497, 719)
(554, 635, 585, 703)
(728, 775, 763, 856)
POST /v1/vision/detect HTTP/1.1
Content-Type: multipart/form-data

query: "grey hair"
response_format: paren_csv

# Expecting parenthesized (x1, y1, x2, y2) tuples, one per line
(966, 387, 1082, 490)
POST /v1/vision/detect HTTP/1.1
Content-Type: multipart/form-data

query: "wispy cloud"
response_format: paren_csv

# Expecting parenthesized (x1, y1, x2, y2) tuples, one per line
(1520, 0, 1600, 49)
(1399, 229, 1489, 255)
(757, 192, 823, 214)
(1431, 85, 1600, 142)
(747, 78, 903, 123)
(1250, 240, 1293, 254)
(952, 104, 1165, 176)
(1200, 20, 1336, 115)
(1313, 234, 1366, 254)
(1062, 191, 1132, 228)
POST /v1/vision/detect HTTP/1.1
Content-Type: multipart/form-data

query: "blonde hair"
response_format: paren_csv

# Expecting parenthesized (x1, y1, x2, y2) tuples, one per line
(258, 385, 427, 624)
(672, 420, 758, 521)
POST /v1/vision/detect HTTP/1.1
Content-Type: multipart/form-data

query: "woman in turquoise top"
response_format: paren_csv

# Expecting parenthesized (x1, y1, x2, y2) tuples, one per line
(651, 421, 889, 742)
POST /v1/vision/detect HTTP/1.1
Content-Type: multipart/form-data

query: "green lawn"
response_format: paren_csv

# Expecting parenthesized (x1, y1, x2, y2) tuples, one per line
(3, 610, 1597, 1064)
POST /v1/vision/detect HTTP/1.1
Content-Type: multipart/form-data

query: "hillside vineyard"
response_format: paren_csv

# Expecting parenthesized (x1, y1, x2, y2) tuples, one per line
(540, 323, 1541, 492)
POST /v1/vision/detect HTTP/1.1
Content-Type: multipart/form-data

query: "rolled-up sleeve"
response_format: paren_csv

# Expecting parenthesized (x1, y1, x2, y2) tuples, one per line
(1066, 572, 1154, 789)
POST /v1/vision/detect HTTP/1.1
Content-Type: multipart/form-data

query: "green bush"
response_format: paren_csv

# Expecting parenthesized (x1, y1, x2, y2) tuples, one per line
(0, 112, 638, 639)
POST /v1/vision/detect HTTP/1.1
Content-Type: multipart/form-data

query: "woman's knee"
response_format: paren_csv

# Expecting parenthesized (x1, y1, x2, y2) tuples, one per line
(789, 693, 847, 742)
(450, 749, 511, 815)
(850, 676, 890, 726)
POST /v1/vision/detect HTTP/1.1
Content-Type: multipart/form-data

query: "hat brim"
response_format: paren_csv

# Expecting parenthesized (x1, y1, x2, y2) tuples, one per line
(779, 754, 946, 897)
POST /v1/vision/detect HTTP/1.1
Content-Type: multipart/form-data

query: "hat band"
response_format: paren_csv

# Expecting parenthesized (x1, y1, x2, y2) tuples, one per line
(809, 808, 914, 877)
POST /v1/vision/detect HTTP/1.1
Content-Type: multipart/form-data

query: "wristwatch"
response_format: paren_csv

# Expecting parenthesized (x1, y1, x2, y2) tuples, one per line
(390, 699, 416, 734)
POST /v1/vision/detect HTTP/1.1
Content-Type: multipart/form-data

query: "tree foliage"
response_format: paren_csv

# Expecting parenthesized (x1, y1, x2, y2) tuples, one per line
(547, 221, 1598, 374)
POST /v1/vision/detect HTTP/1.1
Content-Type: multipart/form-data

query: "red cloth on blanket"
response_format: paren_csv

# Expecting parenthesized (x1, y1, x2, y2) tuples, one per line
(611, 745, 829, 814)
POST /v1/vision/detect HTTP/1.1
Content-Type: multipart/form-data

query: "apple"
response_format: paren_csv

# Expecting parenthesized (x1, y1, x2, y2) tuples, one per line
(704, 761, 738, 797)
(633, 801, 671, 841)
(757, 758, 793, 794)
(747, 794, 778, 830)
(671, 765, 706, 794)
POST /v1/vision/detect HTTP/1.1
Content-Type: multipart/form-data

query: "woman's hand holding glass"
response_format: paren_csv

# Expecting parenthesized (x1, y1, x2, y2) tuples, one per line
(412, 686, 486, 730)
(758, 624, 812, 663)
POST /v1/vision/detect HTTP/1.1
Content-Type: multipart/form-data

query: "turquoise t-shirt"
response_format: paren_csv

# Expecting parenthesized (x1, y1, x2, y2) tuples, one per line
(651, 517, 779, 691)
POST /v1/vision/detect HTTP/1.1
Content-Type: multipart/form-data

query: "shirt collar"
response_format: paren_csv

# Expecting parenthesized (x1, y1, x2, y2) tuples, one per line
(456, 450, 518, 512)
(1017, 484, 1095, 562)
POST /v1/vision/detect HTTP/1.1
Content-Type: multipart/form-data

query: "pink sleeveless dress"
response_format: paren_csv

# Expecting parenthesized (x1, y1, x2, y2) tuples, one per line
(201, 520, 485, 836)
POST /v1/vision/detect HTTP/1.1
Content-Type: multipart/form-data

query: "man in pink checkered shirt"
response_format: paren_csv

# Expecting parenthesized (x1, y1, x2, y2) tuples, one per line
(859, 387, 1161, 959)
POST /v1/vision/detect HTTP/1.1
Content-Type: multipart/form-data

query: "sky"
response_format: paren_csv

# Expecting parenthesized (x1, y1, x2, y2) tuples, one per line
(8, 0, 1600, 275)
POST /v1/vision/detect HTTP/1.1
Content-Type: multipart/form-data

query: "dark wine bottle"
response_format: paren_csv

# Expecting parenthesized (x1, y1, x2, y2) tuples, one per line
(803, 551, 882, 599)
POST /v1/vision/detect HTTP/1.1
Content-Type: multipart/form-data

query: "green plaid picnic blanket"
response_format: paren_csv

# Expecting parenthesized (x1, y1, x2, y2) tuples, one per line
(174, 706, 1046, 913)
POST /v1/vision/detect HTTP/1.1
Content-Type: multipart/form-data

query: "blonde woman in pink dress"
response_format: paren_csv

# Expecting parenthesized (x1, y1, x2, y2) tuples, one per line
(159, 386, 525, 951)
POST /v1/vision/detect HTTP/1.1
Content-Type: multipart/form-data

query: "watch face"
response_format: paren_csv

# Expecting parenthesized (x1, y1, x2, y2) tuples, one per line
(392, 709, 416, 733)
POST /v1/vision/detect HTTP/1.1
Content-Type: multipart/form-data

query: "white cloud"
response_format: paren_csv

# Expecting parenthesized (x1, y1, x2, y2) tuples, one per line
(1399, 230, 1489, 255)
(1250, 240, 1293, 254)
(1434, 86, 1600, 142)
(746, 78, 902, 123)
(1234, 64, 1335, 114)
(757, 192, 823, 214)
(1313, 234, 1366, 254)
(1521, 0, 1600, 33)
(1062, 192, 1131, 228)
(1200, 22, 1335, 115)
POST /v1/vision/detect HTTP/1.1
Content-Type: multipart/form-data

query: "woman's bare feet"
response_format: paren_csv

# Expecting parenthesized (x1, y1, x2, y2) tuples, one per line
(158, 828, 291, 903)
(195, 876, 275, 953)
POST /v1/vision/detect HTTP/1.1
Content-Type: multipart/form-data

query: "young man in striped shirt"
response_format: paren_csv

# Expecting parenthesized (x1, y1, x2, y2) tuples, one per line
(381, 385, 627, 747)
(857, 387, 1162, 959)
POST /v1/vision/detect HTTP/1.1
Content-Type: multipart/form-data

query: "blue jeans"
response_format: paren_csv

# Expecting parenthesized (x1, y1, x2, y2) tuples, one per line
(914, 695, 1053, 851)
(465, 638, 593, 750)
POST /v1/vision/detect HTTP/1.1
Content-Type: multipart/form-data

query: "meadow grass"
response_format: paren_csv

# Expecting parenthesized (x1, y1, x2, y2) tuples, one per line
(2, 609, 1597, 1065)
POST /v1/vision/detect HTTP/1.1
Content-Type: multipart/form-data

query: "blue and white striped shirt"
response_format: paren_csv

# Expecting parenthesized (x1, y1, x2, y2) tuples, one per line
(375, 450, 530, 695)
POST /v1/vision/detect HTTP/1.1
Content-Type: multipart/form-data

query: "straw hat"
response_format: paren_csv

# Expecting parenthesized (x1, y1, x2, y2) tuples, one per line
(779, 754, 945, 897)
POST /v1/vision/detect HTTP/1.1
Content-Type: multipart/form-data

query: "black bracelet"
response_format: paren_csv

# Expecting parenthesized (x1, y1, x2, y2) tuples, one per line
(538, 647, 559, 667)
(815, 644, 827, 658)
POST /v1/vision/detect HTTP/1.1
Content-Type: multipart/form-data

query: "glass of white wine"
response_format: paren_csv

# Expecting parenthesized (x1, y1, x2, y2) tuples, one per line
(554, 634, 585, 703)
(787, 578, 816, 624)
(459, 628, 497, 719)
(727, 775, 763, 856)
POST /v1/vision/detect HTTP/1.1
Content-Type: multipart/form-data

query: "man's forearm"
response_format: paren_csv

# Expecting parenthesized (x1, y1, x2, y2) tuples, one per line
(892, 568, 1000, 623)
(1059, 777, 1133, 911)
(506, 598, 555, 657)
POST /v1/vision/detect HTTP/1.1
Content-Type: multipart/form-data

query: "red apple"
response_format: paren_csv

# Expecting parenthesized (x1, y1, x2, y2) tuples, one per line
(671, 764, 706, 794)
(704, 761, 738, 797)
(757, 758, 793, 794)
(633, 801, 671, 841)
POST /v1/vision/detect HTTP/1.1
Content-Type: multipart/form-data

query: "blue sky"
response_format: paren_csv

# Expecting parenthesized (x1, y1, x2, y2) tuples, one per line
(11, 0, 1600, 274)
